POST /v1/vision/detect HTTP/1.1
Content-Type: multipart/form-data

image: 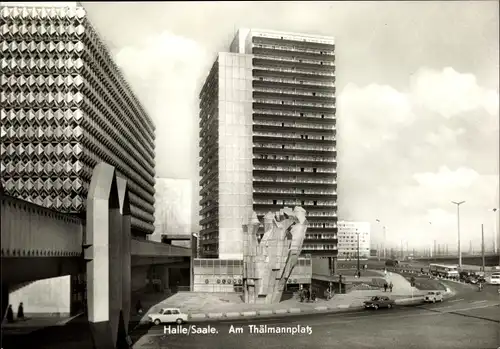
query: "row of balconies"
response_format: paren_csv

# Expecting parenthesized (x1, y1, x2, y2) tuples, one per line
(254, 199, 336, 206)
(253, 165, 335, 173)
(253, 86, 335, 98)
(303, 244, 337, 250)
(306, 233, 337, 240)
(253, 124, 335, 134)
(254, 154, 336, 163)
(254, 143, 335, 151)
(254, 98, 335, 109)
(255, 210, 337, 218)
(254, 76, 334, 87)
(252, 42, 334, 56)
(253, 53, 335, 67)
(254, 65, 335, 77)
(253, 188, 336, 195)
(254, 176, 337, 184)
(253, 131, 335, 141)
(308, 222, 337, 229)
(254, 109, 335, 119)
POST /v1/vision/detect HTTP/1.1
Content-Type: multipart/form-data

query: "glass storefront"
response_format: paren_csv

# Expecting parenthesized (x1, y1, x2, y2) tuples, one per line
(193, 255, 312, 292)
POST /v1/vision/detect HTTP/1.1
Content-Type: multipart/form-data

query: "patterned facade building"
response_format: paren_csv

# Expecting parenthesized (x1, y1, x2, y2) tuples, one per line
(0, 3, 156, 236)
(199, 29, 337, 268)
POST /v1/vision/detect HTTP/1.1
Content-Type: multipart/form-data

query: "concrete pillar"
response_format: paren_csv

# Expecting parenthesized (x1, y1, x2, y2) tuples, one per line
(85, 163, 131, 349)
(118, 177, 131, 336)
(1, 282, 8, 320)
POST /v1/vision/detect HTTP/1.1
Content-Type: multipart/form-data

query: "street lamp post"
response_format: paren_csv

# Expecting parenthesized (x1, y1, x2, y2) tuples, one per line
(491, 208, 498, 255)
(357, 231, 360, 275)
(376, 219, 387, 260)
(190, 232, 199, 291)
(451, 201, 465, 269)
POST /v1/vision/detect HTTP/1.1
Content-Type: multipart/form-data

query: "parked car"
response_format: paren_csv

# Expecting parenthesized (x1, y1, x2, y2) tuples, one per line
(424, 291, 443, 303)
(363, 296, 395, 310)
(487, 274, 500, 285)
(148, 308, 188, 325)
(385, 259, 399, 267)
(465, 276, 479, 284)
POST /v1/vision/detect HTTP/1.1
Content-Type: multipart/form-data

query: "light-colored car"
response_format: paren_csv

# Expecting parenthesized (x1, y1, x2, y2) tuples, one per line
(487, 274, 500, 285)
(424, 291, 443, 303)
(148, 308, 188, 325)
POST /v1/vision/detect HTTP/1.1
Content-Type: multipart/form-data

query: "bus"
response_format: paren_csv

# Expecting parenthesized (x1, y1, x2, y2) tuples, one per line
(429, 264, 459, 278)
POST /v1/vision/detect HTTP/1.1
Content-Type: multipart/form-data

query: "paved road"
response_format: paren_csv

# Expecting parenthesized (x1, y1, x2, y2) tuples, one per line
(2, 281, 499, 349)
(132, 282, 500, 349)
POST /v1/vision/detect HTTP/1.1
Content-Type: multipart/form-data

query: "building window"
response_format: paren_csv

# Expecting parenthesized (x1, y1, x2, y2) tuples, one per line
(313, 168, 317, 173)
(321, 114, 324, 118)
(281, 145, 285, 149)
(281, 101, 284, 104)
(314, 201, 317, 206)
(273, 200, 277, 205)
(305, 135, 308, 140)
(312, 92, 316, 96)
(300, 112, 304, 116)
(321, 136, 324, 140)
(282, 123, 285, 127)
(302, 201, 305, 206)
(301, 168, 304, 172)
(301, 135, 304, 139)
(301, 189, 305, 194)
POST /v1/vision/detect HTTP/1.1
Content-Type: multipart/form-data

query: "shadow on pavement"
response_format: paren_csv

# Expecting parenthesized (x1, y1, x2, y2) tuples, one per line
(2, 314, 94, 349)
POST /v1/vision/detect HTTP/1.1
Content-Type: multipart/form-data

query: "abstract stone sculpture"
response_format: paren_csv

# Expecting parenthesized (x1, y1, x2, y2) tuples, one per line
(242, 206, 308, 304)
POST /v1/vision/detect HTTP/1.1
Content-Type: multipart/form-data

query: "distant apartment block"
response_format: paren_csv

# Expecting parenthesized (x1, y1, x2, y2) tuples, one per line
(337, 221, 371, 260)
(199, 28, 337, 265)
(152, 178, 192, 245)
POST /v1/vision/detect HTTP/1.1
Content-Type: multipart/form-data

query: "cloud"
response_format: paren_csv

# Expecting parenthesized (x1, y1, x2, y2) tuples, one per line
(114, 31, 209, 180)
(337, 68, 498, 247)
(410, 67, 499, 118)
(412, 166, 480, 189)
(338, 83, 414, 150)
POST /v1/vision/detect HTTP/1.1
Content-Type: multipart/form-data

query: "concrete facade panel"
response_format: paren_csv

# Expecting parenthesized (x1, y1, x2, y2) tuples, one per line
(217, 52, 254, 260)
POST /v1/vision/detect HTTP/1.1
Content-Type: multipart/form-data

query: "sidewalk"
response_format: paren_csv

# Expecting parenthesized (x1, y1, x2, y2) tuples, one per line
(1, 313, 80, 335)
(134, 283, 433, 324)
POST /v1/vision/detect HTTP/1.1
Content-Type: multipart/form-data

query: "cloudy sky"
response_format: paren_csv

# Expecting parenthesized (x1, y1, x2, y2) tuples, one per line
(83, 1, 499, 250)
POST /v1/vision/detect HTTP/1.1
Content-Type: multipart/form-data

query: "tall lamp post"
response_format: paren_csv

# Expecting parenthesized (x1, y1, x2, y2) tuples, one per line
(190, 232, 199, 291)
(375, 219, 387, 260)
(491, 208, 498, 255)
(451, 201, 465, 269)
(356, 231, 360, 274)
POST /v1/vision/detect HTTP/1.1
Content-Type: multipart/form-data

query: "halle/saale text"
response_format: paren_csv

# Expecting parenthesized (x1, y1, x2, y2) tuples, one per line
(164, 325, 218, 335)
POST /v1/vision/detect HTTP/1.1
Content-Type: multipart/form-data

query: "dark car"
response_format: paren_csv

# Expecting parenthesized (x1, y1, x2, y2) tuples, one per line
(465, 276, 478, 284)
(385, 259, 399, 267)
(363, 296, 395, 310)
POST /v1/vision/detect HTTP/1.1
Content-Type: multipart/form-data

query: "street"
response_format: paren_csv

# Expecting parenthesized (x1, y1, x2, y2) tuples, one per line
(2, 282, 498, 349)
(132, 283, 500, 349)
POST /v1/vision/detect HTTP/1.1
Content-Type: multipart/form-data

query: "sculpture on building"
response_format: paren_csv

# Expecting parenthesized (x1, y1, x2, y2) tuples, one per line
(242, 206, 308, 304)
